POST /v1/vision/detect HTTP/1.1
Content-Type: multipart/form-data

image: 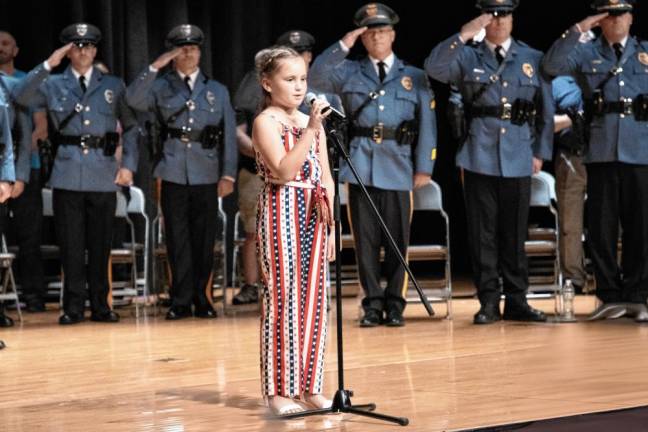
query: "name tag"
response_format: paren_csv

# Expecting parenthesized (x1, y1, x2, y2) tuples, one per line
(473, 68, 485, 74)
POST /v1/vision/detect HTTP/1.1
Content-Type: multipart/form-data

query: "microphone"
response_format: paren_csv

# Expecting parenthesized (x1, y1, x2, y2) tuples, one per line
(306, 92, 346, 122)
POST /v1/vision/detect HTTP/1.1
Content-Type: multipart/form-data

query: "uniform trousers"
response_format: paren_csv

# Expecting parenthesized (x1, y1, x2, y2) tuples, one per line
(9, 169, 44, 306)
(463, 170, 531, 306)
(348, 183, 411, 314)
(160, 181, 219, 311)
(53, 189, 115, 316)
(586, 162, 648, 304)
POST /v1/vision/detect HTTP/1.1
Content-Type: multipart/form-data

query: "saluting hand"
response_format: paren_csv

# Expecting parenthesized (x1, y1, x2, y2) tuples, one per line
(577, 13, 609, 33)
(0, 182, 12, 203)
(47, 43, 74, 69)
(341, 27, 368, 50)
(151, 48, 183, 70)
(460, 14, 493, 42)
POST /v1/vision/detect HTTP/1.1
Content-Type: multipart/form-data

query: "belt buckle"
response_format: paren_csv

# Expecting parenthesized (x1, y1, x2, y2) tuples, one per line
(501, 103, 512, 120)
(372, 123, 384, 144)
(180, 127, 191, 143)
(622, 97, 633, 115)
(80, 134, 91, 154)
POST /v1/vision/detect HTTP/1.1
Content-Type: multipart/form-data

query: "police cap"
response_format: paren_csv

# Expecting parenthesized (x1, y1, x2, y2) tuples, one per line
(476, 0, 520, 16)
(166, 24, 204, 48)
(59, 23, 102, 47)
(591, 0, 634, 15)
(275, 30, 315, 53)
(353, 3, 399, 28)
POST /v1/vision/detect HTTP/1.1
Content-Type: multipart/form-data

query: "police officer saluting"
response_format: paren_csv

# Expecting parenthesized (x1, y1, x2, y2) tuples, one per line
(309, 3, 437, 327)
(543, 0, 648, 322)
(126, 25, 237, 320)
(15, 23, 138, 324)
(426, 0, 554, 324)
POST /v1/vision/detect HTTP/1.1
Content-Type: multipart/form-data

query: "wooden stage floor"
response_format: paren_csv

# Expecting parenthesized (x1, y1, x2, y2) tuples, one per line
(2, 295, 648, 431)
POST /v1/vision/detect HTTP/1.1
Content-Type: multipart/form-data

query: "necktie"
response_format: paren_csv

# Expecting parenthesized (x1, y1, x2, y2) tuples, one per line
(613, 43, 623, 61)
(495, 45, 505, 65)
(184, 75, 192, 93)
(377, 61, 387, 82)
(79, 75, 87, 93)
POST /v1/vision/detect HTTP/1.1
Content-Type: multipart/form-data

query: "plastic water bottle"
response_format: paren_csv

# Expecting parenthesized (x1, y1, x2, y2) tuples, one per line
(562, 279, 575, 321)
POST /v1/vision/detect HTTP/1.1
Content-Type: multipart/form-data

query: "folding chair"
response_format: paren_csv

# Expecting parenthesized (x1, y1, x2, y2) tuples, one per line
(405, 180, 453, 319)
(0, 235, 21, 322)
(525, 171, 563, 304)
(41, 188, 64, 306)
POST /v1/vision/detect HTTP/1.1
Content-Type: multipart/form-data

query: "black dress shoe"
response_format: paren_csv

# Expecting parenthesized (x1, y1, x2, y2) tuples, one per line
(59, 313, 84, 325)
(90, 311, 120, 323)
(194, 306, 217, 319)
(503, 303, 547, 322)
(474, 304, 501, 325)
(359, 309, 381, 327)
(384, 310, 405, 327)
(0, 340, 5, 350)
(166, 307, 192, 320)
(0, 314, 14, 328)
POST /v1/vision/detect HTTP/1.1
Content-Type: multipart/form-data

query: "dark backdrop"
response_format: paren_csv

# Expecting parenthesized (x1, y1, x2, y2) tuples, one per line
(1, 0, 646, 273)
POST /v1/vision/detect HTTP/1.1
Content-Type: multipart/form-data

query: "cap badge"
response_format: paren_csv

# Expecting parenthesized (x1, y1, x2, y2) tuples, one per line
(104, 89, 114, 104)
(522, 63, 535, 78)
(366, 4, 378, 17)
(76, 24, 88, 37)
(181, 25, 192, 37)
(638, 53, 648, 66)
(289, 32, 301, 44)
(401, 76, 413, 91)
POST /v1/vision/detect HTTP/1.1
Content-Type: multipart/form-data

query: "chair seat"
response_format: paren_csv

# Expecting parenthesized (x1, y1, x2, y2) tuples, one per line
(111, 249, 135, 257)
(528, 227, 556, 241)
(408, 245, 448, 261)
(341, 234, 355, 249)
(525, 240, 557, 255)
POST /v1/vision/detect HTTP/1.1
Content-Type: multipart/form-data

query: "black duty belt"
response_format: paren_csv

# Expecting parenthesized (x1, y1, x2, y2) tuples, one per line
(603, 98, 635, 115)
(351, 123, 397, 144)
(166, 127, 203, 143)
(470, 103, 514, 120)
(57, 134, 106, 148)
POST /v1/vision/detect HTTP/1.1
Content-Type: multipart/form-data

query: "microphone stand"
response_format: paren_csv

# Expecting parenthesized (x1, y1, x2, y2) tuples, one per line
(280, 119, 434, 426)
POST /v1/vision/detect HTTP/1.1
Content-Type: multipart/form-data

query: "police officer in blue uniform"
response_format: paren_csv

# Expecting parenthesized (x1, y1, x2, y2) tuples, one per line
(232, 29, 342, 306)
(0, 94, 15, 328)
(543, 0, 648, 322)
(126, 24, 238, 320)
(426, 0, 554, 324)
(309, 3, 437, 327)
(15, 23, 139, 325)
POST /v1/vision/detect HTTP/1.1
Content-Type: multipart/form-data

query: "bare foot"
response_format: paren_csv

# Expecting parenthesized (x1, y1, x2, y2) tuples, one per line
(302, 393, 332, 409)
(267, 396, 304, 416)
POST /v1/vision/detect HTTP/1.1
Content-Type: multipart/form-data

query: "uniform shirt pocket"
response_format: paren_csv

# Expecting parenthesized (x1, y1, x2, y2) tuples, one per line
(395, 89, 417, 120)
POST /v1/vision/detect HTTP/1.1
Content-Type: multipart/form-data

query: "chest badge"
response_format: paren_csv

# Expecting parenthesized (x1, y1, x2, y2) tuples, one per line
(401, 76, 413, 91)
(522, 63, 534, 78)
(104, 89, 114, 104)
(638, 52, 648, 66)
(206, 90, 216, 106)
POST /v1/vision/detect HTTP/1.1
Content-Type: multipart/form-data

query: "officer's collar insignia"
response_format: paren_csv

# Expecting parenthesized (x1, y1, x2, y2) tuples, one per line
(430, 99, 436, 110)
(522, 63, 534, 78)
(638, 52, 648, 66)
(181, 25, 192, 38)
(76, 24, 88, 37)
(401, 76, 413, 91)
(206, 90, 216, 105)
(366, 4, 378, 17)
(104, 89, 113, 104)
(289, 32, 301, 44)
